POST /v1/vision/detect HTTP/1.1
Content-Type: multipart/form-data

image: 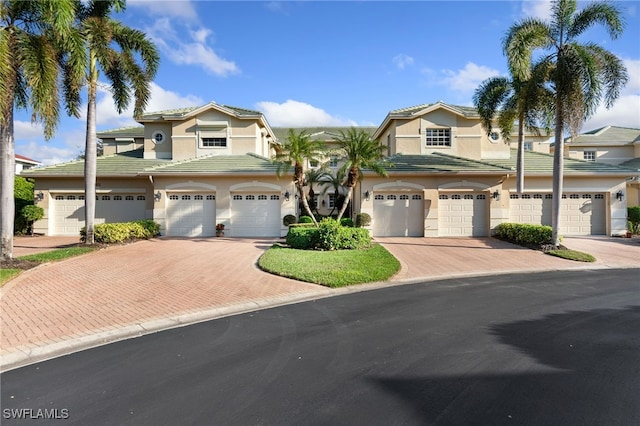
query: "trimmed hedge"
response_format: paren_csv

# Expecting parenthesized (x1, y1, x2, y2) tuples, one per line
(495, 223, 553, 246)
(355, 212, 371, 228)
(283, 214, 297, 226)
(299, 215, 314, 224)
(340, 217, 354, 227)
(286, 218, 371, 250)
(286, 227, 320, 249)
(80, 220, 160, 244)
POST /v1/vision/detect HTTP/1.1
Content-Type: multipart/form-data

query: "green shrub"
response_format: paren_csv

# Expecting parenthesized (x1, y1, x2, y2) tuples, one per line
(80, 220, 160, 244)
(283, 214, 297, 226)
(340, 217, 354, 227)
(495, 223, 553, 246)
(355, 212, 371, 228)
(288, 223, 316, 228)
(286, 226, 320, 249)
(299, 215, 314, 224)
(316, 218, 371, 250)
(628, 206, 640, 234)
(20, 205, 44, 235)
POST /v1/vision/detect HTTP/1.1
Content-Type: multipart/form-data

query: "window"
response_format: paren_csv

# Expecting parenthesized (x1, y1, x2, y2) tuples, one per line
(169, 194, 179, 200)
(202, 138, 227, 147)
(101, 195, 110, 200)
(194, 195, 203, 200)
(137, 195, 146, 201)
(522, 194, 531, 199)
(125, 195, 134, 201)
(55, 195, 64, 200)
(477, 194, 486, 200)
(595, 194, 604, 199)
(270, 195, 280, 200)
(534, 194, 543, 199)
(207, 195, 216, 200)
(233, 195, 243, 200)
(258, 195, 267, 200)
(309, 160, 319, 168)
(329, 156, 338, 168)
(67, 195, 76, 200)
(114, 195, 122, 200)
(583, 150, 596, 161)
(425, 128, 451, 147)
(545, 194, 553, 199)
(464, 194, 473, 199)
(490, 132, 500, 142)
(79, 195, 85, 200)
(582, 194, 591, 199)
(399, 195, 409, 200)
(524, 142, 532, 151)
(374, 194, 384, 200)
(329, 194, 336, 208)
(182, 195, 191, 200)
(412, 195, 422, 200)
(387, 195, 397, 200)
(439, 194, 448, 200)
(452, 194, 461, 200)
(246, 195, 255, 200)
(569, 194, 580, 199)
(151, 130, 165, 145)
(510, 194, 519, 199)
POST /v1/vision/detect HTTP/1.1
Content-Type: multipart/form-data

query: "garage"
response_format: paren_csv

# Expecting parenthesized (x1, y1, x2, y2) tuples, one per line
(231, 193, 281, 237)
(166, 193, 216, 237)
(373, 193, 424, 237)
(509, 192, 606, 235)
(438, 193, 488, 237)
(52, 193, 146, 236)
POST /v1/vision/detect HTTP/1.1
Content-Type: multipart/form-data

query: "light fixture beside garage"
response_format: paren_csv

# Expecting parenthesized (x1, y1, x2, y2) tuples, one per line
(364, 190, 371, 201)
(284, 191, 290, 201)
(154, 191, 162, 201)
(35, 191, 44, 202)
(491, 190, 500, 200)
(616, 190, 624, 201)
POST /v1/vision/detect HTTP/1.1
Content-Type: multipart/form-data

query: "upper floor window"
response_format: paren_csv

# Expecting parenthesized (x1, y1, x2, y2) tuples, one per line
(202, 137, 227, 148)
(524, 142, 532, 151)
(425, 128, 451, 147)
(329, 156, 339, 168)
(583, 150, 596, 161)
(151, 130, 165, 145)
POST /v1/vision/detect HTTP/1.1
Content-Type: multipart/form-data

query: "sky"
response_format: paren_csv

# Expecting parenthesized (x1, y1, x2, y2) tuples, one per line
(13, 0, 640, 165)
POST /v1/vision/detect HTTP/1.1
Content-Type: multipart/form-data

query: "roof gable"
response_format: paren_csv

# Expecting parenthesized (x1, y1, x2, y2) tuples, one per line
(566, 126, 640, 145)
(137, 101, 263, 122)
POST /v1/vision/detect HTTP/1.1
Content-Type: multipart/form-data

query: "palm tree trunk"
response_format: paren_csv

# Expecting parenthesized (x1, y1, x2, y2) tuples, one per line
(336, 186, 353, 221)
(516, 114, 525, 194)
(297, 182, 318, 226)
(0, 117, 15, 260)
(84, 53, 98, 245)
(551, 105, 564, 247)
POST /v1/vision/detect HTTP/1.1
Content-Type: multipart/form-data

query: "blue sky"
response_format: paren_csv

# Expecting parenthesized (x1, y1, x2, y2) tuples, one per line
(13, 0, 640, 165)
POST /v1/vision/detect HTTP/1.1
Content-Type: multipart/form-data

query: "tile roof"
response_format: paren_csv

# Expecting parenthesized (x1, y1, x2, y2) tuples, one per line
(620, 157, 640, 171)
(566, 126, 640, 145)
(21, 149, 169, 177)
(372, 153, 512, 175)
(272, 127, 378, 142)
(485, 150, 639, 175)
(388, 102, 480, 118)
(140, 153, 280, 175)
(138, 101, 262, 121)
(96, 126, 144, 137)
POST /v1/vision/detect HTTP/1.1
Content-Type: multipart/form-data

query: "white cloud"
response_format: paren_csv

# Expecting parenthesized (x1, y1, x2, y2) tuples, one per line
(521, 0, 552, 20)
(440, 62, 501, 94)
(255, 100, 358, 127)
(14, 120, 45, 141)
(128, 0, 198, 21)
(392, 54, 414, 70)
(15, 138, 81, 166)
(146, 18, 238, 77)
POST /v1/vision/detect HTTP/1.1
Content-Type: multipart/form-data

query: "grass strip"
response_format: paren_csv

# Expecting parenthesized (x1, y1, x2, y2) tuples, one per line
(0, 269, 22, 286)
(546, 249, 596, 262)
(18, 247, 95, 263)
(258, 244, 401, 288)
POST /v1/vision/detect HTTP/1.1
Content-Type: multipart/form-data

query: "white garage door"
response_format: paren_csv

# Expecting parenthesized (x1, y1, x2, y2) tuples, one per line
(166, 193, 216, 237)
(53, 193, 147, 236)
(438, 193, 488, 237)
(231, 193, 281, 237)
(373, 193, 424, 237)
(509, 192, 606, 235)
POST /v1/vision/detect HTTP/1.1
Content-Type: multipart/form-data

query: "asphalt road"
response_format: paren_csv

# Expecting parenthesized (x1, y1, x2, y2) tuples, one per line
(2, 269, 639, 425)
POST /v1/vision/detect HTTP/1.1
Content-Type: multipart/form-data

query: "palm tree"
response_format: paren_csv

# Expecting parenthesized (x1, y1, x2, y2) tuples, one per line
(319, 168, 346, 217)
(304, 166, 328, 215)
(473, 65, 553, 194)
(75, 0, 160, 244)
(504, 0, 628, 246)
(0, 0, 83, 260)
(271, 129, 325, 226)
(333, 128, 390, 221)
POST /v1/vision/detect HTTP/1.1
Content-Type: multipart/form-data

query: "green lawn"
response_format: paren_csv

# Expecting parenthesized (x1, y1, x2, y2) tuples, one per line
(258, 244, 401, 288)
(0, 269, 22, 286)
(546, 249, 596, 262)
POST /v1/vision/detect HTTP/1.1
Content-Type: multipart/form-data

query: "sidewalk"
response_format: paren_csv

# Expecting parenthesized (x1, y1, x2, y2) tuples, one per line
(1, 235, 638, 371)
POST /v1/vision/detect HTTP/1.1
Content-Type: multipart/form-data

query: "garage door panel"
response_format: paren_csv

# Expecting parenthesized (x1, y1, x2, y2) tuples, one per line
(231, 194, 280, 237)
(166, 193, 215, 237)
(53, 193, 146, 236)
(509, 193, 605, 236)
(438, 193, 487, 237)
(373, 193, 423, 237)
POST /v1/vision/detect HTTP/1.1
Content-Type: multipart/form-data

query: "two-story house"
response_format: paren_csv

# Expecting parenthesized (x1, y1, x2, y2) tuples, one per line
(556, 126, 640, 205)
(23, 101, 637, 238)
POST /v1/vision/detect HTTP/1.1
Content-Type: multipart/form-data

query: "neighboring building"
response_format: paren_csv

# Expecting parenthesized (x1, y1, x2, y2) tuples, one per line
(23, 101, 639, 238)
(556, 126, 640, 205)
(15, 154, 41, 174)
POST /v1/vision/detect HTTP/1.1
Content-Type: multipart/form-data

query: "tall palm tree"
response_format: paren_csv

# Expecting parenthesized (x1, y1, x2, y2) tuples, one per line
(0, 0, 83, 260)
(75, 0, 160, 244)
(333, 128, 389, 221)
(271, 129, 325, 226)
(305, 166, 328, 214)
(473, 65, 553, 194)
(319, 168, 346, 217)
(504, 0, 628, 246)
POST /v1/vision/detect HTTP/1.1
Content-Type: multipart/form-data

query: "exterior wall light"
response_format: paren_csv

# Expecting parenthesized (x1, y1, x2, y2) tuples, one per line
(284, 191, 290, 201)
(492, 190, 500, 200)
(154, 191, 162, 201)
(35, 191, 44, 202)
(616, 190, 624, 201)
(364, 190, 371, 201)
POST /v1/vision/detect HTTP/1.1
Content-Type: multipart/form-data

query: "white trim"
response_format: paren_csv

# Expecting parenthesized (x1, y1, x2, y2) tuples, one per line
(373, 181, 425, 191)
(438, 180, 490, 190)
(230, 181, 281, 192)
(166, 181, 217, 191)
